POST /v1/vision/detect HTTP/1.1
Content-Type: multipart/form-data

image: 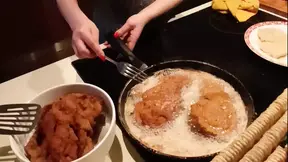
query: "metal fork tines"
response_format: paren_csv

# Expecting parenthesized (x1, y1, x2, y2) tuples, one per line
(105, 56, 148, 82)
(0, 104, 41, 135)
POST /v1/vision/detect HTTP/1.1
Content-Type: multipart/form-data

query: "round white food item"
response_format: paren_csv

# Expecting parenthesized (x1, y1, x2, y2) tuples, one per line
(259, 41, 287, 58)
(257, 28, 287, 58)
(258, 28, 286, 42)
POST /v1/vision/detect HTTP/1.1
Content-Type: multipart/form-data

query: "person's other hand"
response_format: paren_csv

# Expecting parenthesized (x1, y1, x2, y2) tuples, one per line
(72, 18, 105, 60)
(114, 14, 149, 50)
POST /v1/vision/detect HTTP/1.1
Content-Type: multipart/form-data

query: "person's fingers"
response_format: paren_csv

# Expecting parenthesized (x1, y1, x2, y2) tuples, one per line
(120, 32, 127, 40)
(88, 28, 106, 59)
(127, 40, 136, 50)
(103, 41, 109, 45)
(127, 28, 142, 50)
(72, 44, 78, 56)
(102, 42, 111, 49)
(74, 39, 93, 58)
(90, 27, 100, 43)
(89, 27, 106, 59)
(123, 32, 131, 42)
(115, 23, 132, 38)
(81, 32, 105, 61)
(94, 44, 105, 61)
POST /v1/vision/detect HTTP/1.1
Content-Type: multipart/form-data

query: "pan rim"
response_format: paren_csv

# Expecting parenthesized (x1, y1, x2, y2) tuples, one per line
(117, 59, 254, 159)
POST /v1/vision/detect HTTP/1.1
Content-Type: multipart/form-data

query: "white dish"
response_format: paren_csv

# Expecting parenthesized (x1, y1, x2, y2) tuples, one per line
(244, 21, 288, 67)
(9, 83, 116, 162)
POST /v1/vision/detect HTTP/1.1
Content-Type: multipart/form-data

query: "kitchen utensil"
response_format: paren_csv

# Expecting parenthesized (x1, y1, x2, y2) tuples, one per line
(9, 83, 116, 162)
(118, 60, 254, 160)
(0, 104, 41, 135)
(105, 55, 148, 82)
(105, 31, 148, 70)
(244, 21, 287, 67)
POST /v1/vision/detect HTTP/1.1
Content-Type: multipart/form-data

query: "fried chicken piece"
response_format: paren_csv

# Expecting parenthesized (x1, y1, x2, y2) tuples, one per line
(190, 81, 237, 136)
(25, 93, 104, 162)
(25, 104, 53, 161)
(74, 94, 103, 132)
(40, 108, 56, 140)
(77, 94, 103, 123)
(51, 95, 77, 124)
(74, 114, 92, 131)
(77, 129, 94, 156)
(135, 75, 190, 127)
(25, 134, 42, 160)
(47, 124, 79, 161)
(201, 80, 225, 95)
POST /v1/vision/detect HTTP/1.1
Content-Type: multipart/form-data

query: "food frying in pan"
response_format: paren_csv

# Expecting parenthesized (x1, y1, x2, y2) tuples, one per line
(125, 69, 248, 157)
(134, 74, 190, 127)
(189, 81, 236, 136)
(25, 93, 105, 162)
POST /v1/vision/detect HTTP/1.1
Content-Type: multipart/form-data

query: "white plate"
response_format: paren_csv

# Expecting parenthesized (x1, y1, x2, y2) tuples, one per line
(244, 21, 288, 67)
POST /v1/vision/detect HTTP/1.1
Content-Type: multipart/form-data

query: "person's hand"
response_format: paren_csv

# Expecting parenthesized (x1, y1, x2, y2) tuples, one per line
(114, 14, 149, 50)
(71, 18, 105, 60)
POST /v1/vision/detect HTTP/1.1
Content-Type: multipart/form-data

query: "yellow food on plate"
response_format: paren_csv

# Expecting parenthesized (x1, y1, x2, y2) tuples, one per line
(235, 10, 257, 22)
(225, 0, 241, 17)
(212, 0, 259, 22)
(258, 28, 288, 59)
(238, 0, 259, 12)
(212, 0, 228, 11)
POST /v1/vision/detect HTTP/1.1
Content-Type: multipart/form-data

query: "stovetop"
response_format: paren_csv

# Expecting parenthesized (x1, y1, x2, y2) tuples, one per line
(72, 7, 287, 162)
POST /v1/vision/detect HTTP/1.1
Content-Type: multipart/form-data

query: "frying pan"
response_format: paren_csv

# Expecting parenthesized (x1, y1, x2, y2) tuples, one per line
(106, 32, 255, 160)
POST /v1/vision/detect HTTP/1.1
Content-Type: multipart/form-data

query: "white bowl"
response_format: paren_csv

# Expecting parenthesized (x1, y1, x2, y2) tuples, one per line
(9, 83, 116, 162)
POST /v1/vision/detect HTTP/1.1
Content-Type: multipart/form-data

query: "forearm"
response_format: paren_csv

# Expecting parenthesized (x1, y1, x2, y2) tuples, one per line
(138, 0, 183, 23)
(56, 0, 89, 30)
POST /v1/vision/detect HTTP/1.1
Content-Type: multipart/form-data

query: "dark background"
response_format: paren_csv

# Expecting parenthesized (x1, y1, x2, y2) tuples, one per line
(0, 0, 93, 83)
(0, 0, 209, 83)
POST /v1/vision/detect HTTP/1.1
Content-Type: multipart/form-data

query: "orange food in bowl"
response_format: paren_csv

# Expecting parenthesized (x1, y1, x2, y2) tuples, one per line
(25, 93, 105, 162)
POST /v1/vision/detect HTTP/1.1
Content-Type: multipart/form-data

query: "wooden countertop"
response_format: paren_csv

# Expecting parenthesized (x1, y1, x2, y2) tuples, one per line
(260, 0, 287, 17)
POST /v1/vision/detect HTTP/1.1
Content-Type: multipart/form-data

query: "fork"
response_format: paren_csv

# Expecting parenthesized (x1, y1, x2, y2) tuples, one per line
(105, 56, 148, 82)
(0, 104, 41, 135)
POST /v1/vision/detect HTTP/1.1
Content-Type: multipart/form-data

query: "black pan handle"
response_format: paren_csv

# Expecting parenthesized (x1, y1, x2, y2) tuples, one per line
(105, 31, 148, 70)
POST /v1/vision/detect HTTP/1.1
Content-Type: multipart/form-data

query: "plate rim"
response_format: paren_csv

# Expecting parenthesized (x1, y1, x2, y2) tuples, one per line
(244, 21, 288, 67)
